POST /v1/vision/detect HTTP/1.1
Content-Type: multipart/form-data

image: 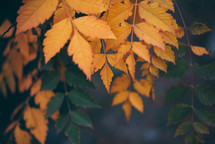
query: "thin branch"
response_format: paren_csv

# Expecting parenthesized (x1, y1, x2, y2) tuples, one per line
(173, 0, 194, 121)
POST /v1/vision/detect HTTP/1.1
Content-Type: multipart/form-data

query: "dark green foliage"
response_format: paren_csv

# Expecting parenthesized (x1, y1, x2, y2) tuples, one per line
(41, 70, 60, 90)
(194, 84, 215, 105)
(71, 110, 93, 128)
(194, 62, 215, 80)
(175, 121, 193, 137)
(66, 122, 80, 144)
(68, 89, 99, 108)
(165, 84, 189, 104)
(185, 132, 198, 144)
(174, 43, 187, 58)
(189, 22, 212, 35)
(194, 108, 215, 126)
(168, 104, 191, 124)
(193, 122, 209, 134)
(46, 93, 65, 118)
(56, 114, 70, 133)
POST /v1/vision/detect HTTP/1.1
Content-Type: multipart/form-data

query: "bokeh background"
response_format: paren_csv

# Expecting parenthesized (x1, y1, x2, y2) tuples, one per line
(1, 0, 215, 144)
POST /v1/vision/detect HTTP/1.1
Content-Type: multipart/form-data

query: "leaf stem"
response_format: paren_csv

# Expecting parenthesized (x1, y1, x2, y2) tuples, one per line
(173, 0, 194, 121)
(130, 0, 138, 44)
(64, 81, 72, 114)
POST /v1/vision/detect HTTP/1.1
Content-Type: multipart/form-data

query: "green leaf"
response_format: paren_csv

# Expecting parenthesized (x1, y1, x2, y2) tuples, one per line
(56, 114, 70, 133)
(194, 108, 215, 126)
(160, 59, 188, 78)
(194, 62, 215, 80)
(189, 22, 212, 35)
(66, 122, 80, 144)
(173, 42, 187, 58)
(193, 122, 209, 134)
(185, 132, 198, 144)
(41, 57, 55, 70)
(194, 84, 215, 105)
(71, 110, 93, 128)
(165, 84, 189, 104)
(41, 70, 60, 90)
(168, 104, 191, 124)
(195, 134, 205, 143)
(68, 89, 99, 108)
(65, 68, 93, 88)
(46, 93, 65, 118)
(175, 121, 193, 137)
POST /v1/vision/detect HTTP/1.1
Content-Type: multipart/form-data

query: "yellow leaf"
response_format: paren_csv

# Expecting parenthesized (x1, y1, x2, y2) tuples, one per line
(35, 91, 55, 110)
(105, 22, 132, 51)
(134, 22, 165, 50)
(107, 54, 128, 74)
(0, 19, 14, 38)
(152, 56, 167, 72)
(129, 92, 144, 113)
(132, 42, 151, 63)
(147, 73, 155, 85)
(142, 69, 149, 77)
(161, 31, 178, 49)
(30, 79, 42, 96)
(100, 61, 114, 92)
(74, 16, 116, 39)
(154, 46, 175, 63)
(66, 0, 108, 14)
(111, 74, 131, 93)
(134, 79, 152, 98)
(150, 0, 174, 12)
(68, 29, 93, 80)
(14, 126, 32, 144)
(176, 26, 185, 38)
(53, 3, 75, 24)
(139, 0, 175, 33)
(112, 91, 129, 106)
(16, 0, 58, 34)
(104, 2, 134, 26)
(15, 33, 29, 59)
(92, 54, 106, 73)
(126, 53, 136, 80)
(116, 42, 131, 63)
(24, 107, 48, 144)
(140, 63, 150, 70)
(191, 45, 209, 56)
(18, 74, 32, 93)
(122, 101, 132, 122)
(90, 39, 102, 54)
(43, 18, 72, 63)
(149, 65, 159, 78)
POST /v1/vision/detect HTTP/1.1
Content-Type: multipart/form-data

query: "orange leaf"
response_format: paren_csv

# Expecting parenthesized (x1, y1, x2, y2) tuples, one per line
(129, 92, 144, 113)
(154, 46, 175, 64)
(14, 126, 32, 144)
(132, 42, 151, 63)
(122, 101, 132, 122)
(116, 42, 131, 63)
(133, 79, 152, 98)
(30, 79, 42, 96)
(111, 74, 131, 93)
(191, 45, 209, 56)
(35, 91, 55, 110)
(112, 91, 129, 106)
(16, 0, 58, 34)
(152, 56, 167, 73)
(92, 54, 106, 73)
(126, 53, 136, 80)
(0, 19, 14, 38)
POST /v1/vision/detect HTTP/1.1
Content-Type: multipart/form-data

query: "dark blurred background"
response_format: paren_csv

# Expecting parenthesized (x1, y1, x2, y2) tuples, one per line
(1, 0, 215, 144)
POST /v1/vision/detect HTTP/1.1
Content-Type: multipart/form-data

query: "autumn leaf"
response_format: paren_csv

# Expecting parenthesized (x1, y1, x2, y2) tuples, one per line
(129, 92, 144, 113)
(68, 28, 93, 80)
(16, 0, 59, 34)
(43, 18, 72, 63)
(132, 42, 151, 63)
(35, 91, 55, 110)
(152, 56, 167, 73)
(100, 61, 114, 93)
(126, 53, 136, 80)
(0, 19, 14, 38)
(134, 79, 152, 98)
(107, 54, 128, 74)
(116, 42, 131, 63)
(150, 0, 174, 12)
(66, 0, 108, 14)
(74, 16, 116, 39)
(122, 101, 132, 122)
(112, 90, 129, 106)
(92, 54, 106, 73)
(30, 79, 42, 96)
(154, 46, 175, 64)
(111, 74, 131, 93)
(14, 126, 32, 144)
(161, 31, 178, 49)
(191, 45, 209, 56)
(24, 107, 48, 144)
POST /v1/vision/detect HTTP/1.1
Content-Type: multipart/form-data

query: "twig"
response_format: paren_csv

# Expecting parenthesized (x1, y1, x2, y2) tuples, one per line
(0, 22, 16, 40)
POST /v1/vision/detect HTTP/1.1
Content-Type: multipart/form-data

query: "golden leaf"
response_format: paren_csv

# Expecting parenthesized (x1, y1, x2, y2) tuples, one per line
(107, 54, 128, 74)
(19, 74, 32, 93)
(16, 0, 59, 34)
(100, 61, 114, 92)
(122, 101, 132, 122)
(14, 126, 32, 144)
(35, 91, 55, 110)
(133, 79, 152, 97)
(104, 2, 134, 26)
(132, 42, 151, 63)
(152, 56, 167, 72)
(0, 19, 14, 38)
(15, 33, 29, 59)
(191, 45, 209, 56)
(116, 42, 131, 63)
(43, 18, 72, 63)
(66, 0, 108, 14)
(129, 92, 144, 113)
(154, 46, 175, 63)
(30, 79, 42, 96)
(90, 39, 102, 54)
(126, 53, 136, 80)
(150, 0, 174, 12)
(149, 65, 159, 78)
(176, 26, 185, 38)
(161, 31, 178, 49)
(112, 91, 129, 106)
(139, 0, 175, 33)
(105, 22, 132, 51)
(92, 54, 106, 73)
(74, 16, 116, 39)
(134, 22, 165, 50)
(53, 3, 75, 24)
(111, 74, 131, 93)
(24, 107, 48, 144)
(68, 29, 93, 80)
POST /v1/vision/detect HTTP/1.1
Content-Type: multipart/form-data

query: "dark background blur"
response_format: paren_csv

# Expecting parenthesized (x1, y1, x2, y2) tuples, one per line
(1, 0, 215, 144)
